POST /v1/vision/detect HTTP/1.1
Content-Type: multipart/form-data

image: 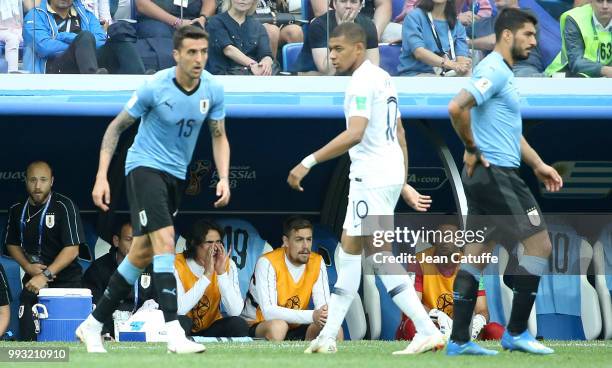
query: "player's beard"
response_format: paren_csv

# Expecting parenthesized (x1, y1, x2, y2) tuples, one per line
(511, 41, 531, 61)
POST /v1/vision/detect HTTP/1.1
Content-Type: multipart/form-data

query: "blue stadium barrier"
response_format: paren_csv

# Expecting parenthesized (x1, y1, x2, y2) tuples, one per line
(1, 76, 611, 119)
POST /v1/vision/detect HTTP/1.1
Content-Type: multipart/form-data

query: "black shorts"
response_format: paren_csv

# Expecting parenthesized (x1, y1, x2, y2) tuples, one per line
(0, 263, 12, 307)
(126, 167, 185, 236)
(463, 164, 546, 244)
(248, 322, 309, 341)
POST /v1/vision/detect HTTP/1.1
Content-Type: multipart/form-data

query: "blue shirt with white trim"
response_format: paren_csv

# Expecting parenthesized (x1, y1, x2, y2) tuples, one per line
(125, 67, 225, 179)
(464, 51, 522, 168)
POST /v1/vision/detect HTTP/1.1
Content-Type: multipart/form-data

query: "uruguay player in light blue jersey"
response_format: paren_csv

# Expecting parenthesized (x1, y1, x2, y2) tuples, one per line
(77, 26, 230, 354)
(446, 9, 563, 356)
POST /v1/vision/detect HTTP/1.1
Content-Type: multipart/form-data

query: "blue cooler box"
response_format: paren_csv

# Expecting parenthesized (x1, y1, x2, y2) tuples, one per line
(33, 288, 92, 342)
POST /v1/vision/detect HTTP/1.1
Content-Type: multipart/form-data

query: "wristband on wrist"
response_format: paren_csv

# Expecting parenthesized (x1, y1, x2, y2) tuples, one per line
(465, 145, 480, 154)
(42, 269, 54, 282)
(301, 154, 318, 169)
(172, 17, 181, 28)
(199, 13, 209, 22)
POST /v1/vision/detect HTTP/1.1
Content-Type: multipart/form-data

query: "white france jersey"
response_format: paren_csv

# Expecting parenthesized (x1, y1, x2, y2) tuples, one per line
(344, 60, 404, 188)
(124, 67, 225, 179)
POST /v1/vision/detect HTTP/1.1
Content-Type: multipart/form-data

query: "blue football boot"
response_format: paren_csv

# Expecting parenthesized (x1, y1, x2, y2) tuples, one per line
(501, 330, 554, 355)
(446, 340, 499, 356)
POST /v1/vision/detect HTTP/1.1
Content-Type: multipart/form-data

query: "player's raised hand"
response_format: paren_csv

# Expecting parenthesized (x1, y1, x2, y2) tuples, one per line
(92, 177, 111, 211)
(214, 177, 231, 208)
(534, 163, 563, 192)
(463, 149, 489, 177)
(213, 242, 231, 275)
(401, 184, 432, 212)
(203, 244, 215, 280)
(287, 163, 310, 192)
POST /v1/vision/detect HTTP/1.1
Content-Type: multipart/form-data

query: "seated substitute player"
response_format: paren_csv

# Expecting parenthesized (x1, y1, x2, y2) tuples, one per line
(446, 8, 562, 355)
(395, 224, 505, 341)
(175, 219, 248, 337)
(287, 23, 444, 355)
(77, 25, 231, 354)
(83, 220, 156, 337)
(242, 217, 340, 341)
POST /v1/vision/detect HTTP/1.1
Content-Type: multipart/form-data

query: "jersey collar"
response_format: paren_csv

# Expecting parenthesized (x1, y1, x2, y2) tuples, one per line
(173, 78, 202, 96)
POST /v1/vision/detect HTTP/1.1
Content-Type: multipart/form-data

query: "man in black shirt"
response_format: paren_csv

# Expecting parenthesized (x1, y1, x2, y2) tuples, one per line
(5, 161, 85, 341)
(83, 220, 155, 336)
(298, 0, 380, 74)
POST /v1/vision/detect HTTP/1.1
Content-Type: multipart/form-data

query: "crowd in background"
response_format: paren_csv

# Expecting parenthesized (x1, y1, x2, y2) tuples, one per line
(0, 0, 610, 76)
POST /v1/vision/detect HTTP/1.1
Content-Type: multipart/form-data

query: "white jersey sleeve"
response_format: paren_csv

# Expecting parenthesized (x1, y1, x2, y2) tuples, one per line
(218, 259, 244, 316)
(346, 77, 374, 121)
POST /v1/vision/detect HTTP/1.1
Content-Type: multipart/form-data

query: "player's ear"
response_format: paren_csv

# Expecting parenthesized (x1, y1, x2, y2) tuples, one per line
(502, 29, 513, 43)
(172, 49, 180, 64)
(50, 176, 54, 187)
(112, 235, 119, 248)
(282, 235, 289, 247)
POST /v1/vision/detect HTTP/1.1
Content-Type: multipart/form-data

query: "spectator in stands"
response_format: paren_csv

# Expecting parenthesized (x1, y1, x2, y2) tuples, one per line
(175, 219, 248, 337)
(83, 220, 155, 337)
(256, 0, 303, 59)
(4, 161, 85, 341)
(468, 0, 545, 76)
(23, 0, 146, 74)
(0, 263, 10, 338)
(135, 0, 213, 70)
(311, 0, 392, 41)
(395, 224, 505, 341)
(545, 0, 612, 78)
(0, 0, 24, 73)
(388, 0, 492, 43)
(297, 0, 380, 75)
(242, 217, 341, 341)
(398, 0, 471, 76)
(206, 0, 276, 74)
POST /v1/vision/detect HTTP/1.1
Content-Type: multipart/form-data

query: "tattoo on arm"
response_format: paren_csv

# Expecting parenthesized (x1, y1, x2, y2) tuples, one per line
(101, 110, 136, 154)
(208, 119, 226, 138)
(452, 89, 477, 111)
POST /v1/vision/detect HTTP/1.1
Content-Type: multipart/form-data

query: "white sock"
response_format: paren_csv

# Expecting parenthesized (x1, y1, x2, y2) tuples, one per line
(319, 247, 362, 339)
(86, 314, 103, 329)
(378, 273, 438, 336)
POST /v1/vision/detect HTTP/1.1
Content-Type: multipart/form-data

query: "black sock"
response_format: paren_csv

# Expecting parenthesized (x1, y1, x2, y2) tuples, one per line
(450, 270, 479, 344)
(507, 266, 540, 335)
(92, 272, 133, 323)
(153, 272, 178, 322)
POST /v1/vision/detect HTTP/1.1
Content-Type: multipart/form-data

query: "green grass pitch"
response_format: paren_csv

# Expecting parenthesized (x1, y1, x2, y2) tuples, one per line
(1, 340, 611, 368)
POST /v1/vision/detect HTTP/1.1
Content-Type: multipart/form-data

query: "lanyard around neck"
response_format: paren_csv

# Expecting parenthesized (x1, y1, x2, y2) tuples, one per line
(19, 192, 53, 255)
(427, 12, 456, 60)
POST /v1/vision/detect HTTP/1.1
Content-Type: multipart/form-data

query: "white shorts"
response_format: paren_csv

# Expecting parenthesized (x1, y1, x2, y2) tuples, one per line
(343, 183, 402, 236)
